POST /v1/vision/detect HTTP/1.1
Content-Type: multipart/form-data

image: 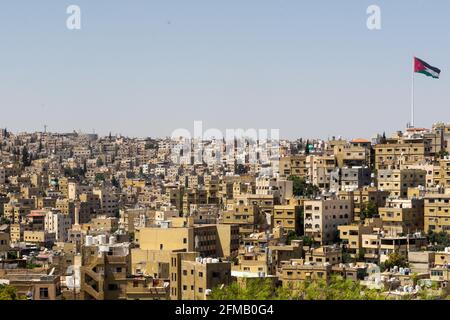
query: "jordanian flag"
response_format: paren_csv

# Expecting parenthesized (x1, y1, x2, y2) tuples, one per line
(414, 57, 441, 79)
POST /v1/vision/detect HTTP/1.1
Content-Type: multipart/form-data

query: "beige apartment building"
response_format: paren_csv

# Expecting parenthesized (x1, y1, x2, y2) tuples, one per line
(125, 277, 170, 300)
(433, 158, 450, 188)
(307, 155, 336, 189)
(401, 163, 435, 188)
(361, 234, 427, 263)
(279, 259, 332, 288)
(338, 187, 389, 221)
(221, 204, 262, 236)
(377, 169, 426, 199)
(339, 218, 383, 258)
(379, 199, 424, 236)
(334, 139, 372, 168)
(375, 140, 431, 170)
(130, 249, 171, 278)
(136, 222, 239, 259)
(169, 252, 231, 300)
(23, 230, 56, 246)
(279, 155, 308, 179)
(273, 205, 301, 233)
(424, 194, 450, 234)
(93, 187, 118, 217)
(1, 271, 61, 300)
(80, 242, 130, 300)
(304, 246, 342, 265)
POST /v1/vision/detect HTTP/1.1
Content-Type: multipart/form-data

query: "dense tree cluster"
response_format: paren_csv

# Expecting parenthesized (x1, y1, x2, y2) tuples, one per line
(209, 276, 385, 300)
(0, 285, 22, 300)
(288, 176, 320, 198)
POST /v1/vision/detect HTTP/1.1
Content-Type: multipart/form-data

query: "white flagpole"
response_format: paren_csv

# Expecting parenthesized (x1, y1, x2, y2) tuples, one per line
(411, 56, 415, 128)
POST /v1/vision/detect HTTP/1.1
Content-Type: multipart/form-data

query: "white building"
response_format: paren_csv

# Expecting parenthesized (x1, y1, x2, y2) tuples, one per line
(44, 211, 71, 242)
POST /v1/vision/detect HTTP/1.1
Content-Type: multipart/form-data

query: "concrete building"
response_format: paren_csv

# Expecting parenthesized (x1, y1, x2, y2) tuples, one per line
(375, 140, 431, 170)
(169, 252, 231, 300)
(377, 169, 426, 199)
(379, 199, 424, 236)
(80, 238, 130, 300)
(424, 194, 450, 234)
(330, 167, 372, 192)
(338, 218, 383, 259)
(44, 211, 72, 242)
(0, 271, 61, 300)
(307, 155, 335, 189)
(337, 187, 389, 221)
(273, 205, 301, 234)
(23, 230, 56, 247)
(333, 139, 372, 168)
(136, 222, 239, 259)
(304, 199, 353, 244)
(279, 155, 308, 179)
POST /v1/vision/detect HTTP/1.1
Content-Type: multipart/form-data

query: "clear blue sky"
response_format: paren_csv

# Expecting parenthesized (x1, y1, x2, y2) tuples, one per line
(0, 0, 449, 139)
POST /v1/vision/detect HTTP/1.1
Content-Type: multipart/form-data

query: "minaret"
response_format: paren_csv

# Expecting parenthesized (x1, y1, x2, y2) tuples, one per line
(73, 200, 81, 231)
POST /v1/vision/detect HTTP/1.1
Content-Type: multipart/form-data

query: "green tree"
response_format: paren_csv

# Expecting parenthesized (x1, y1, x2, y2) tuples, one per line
(360, 201, 378, 220)
(210, 276, 389, 301)
(21, 146, 30, 166)
(301, 235, 315, 247)
(111, 176, 120, 188)
(357, 249, 366, 262)
(427, 231, 450, 251)
(288, 176, 319, 198)
(0, 285, 21, 300)
(209, 278, 276, 300)
(95, 173, 106, 182)
(286, 231, 300, 245)
(0, 217, 10, 225)
(438, 149, 449, 159)
(380, 132, 387, 144)
(384, 252, 408, 270)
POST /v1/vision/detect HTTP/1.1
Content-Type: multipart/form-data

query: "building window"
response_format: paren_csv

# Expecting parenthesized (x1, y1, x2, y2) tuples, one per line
(108, 284, 119, 291)
(39, 288, 49, 299)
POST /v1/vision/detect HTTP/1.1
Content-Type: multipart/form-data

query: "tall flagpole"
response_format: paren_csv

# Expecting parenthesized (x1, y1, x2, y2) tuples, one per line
(411, 56, 415, 128)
